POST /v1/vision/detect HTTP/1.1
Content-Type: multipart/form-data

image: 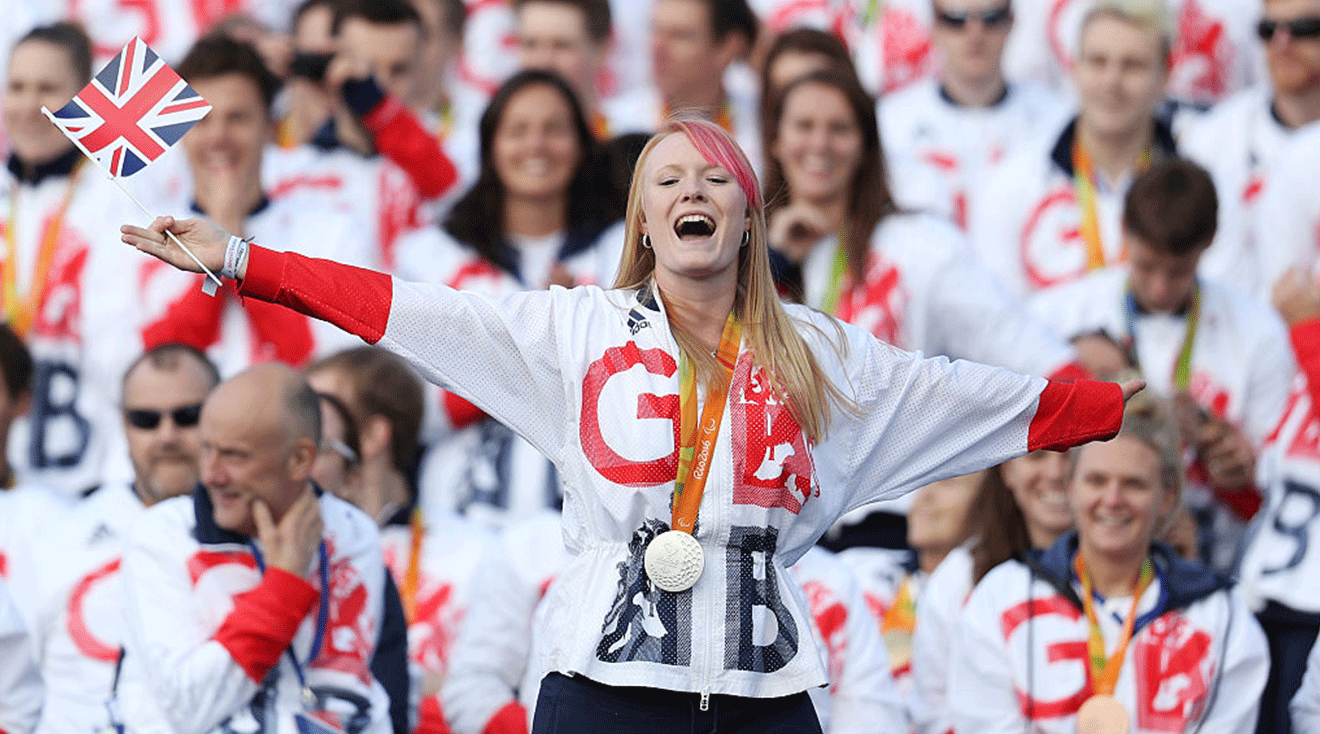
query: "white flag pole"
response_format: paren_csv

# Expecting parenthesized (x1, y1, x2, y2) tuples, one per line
(41, 106, 225, 295)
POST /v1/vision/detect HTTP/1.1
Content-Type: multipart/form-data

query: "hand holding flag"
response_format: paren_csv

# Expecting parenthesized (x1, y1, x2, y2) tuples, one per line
(41, 37, 224, 294)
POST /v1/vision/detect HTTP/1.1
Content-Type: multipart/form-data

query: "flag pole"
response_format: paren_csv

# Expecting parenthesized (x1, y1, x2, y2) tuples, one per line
(41, 106, 225, 295)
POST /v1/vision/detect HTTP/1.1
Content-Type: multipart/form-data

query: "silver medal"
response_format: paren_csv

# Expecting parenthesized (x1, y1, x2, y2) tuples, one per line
(644, 530, 705, 592)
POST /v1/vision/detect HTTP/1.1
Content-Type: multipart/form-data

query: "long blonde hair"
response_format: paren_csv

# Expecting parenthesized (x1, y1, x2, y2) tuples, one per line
(613, 118, 851, 442)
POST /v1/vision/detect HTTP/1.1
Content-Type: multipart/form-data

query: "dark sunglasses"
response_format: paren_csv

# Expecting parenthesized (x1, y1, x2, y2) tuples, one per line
(1257, 17, 1320, 41)
(935, 6, 1013, 29)
(124, 403, 203, 430)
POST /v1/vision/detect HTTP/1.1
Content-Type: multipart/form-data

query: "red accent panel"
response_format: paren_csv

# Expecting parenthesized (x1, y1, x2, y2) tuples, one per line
(1213, 483, 1262, 522)
(483, 701, 530, 734)
(237, 246, 393, 345)
(213, 567, 318, 683)
(416, 696, 456, 734)
(187, 550, 258, 585)
(1047, 361, 1091, 383)
(142, 275, 227, 350)
(364, 96, 459, 200)
(1027, 379, 1124, 452)
(1292, 319, 1320, 416)
(442, 391, 486, 430)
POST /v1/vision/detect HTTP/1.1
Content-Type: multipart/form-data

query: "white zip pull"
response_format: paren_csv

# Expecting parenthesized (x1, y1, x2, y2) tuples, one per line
(699, 689, 710, 712)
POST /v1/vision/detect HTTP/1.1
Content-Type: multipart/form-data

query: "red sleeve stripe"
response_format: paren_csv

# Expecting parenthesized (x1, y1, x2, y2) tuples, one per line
(483, 701, 530, 734)
(1291, 319, 1320, 414)
(238, 245, 394, 345)
(1027, 379, 1124, 452)
(213, 568, 318, 683)
(364, 96, 459, 200)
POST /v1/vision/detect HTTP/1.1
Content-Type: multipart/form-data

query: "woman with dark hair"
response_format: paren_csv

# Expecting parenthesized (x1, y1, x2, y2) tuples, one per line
(397, 69, 628, 526)
(419, 69, 625, 289)
(909, 452, 1074, 734)
(767, 68, 1083, 550)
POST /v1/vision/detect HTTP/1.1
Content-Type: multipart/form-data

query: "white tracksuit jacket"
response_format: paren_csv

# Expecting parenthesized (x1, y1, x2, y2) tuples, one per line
(0, 575, 42, 734)
(1239, 319, 1320, 615)
(1291, 627, 1320, 732)
(909, 544, 974, 734)
(6, 483, 146, 734)
(1, 152, 161, 498)
(949, 535, 1268, 734)
(231, 244, 1124, 699)
(1028, 266, 1294, 451)
(969, 118, 1178, 300)
(444, 514, 907, 734)
(1177, 86, 1320, 300)
(799, 212, 1076, 380)
(116, 488, 390, 734)
(879, 80, 1069, 230)
(379, 509, 491, 732)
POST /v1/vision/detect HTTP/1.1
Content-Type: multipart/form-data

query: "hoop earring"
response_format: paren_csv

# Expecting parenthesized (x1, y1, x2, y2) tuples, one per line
(642, 235, 652, 249)
(741, 230, 750, 246)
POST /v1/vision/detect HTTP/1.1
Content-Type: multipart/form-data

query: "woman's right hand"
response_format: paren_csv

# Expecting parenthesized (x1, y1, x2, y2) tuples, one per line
(767, 203, 832, 264)
(121, 216, 230, 275)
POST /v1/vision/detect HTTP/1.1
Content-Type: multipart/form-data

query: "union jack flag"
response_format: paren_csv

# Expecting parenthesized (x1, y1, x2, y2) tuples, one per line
(43, 37, 210, 177)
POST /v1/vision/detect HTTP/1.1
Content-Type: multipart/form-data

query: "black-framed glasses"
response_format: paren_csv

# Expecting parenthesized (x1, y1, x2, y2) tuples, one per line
(935, 6, 1013, 29)
(124, 403, 203, 430)
(1257, 17, 1320, 41)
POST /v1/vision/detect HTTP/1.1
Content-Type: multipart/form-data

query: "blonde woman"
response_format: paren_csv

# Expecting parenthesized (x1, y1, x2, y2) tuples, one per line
(122, 118, 1138, 732)
(949, 401, 1268, 733)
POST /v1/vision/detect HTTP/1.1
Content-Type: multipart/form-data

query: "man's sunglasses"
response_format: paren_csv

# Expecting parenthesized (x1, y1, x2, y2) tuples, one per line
(1257, 17, 1320, 41)
(935, 6, 1013, 29)
(124, 403, 203, 430)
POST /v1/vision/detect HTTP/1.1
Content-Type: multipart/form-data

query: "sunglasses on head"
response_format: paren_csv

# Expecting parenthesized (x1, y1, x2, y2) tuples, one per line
(1257, 17, 1320, 41)
(124, 403, 203, 430)
(935, 6, 1013, 28)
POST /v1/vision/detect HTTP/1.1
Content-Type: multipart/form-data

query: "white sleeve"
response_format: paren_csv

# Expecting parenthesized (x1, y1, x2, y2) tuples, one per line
(947, 583, 1028, 734)
(118, 519, 260, 734)
(1292, 632, 1320, 733)
(378, 282, 577, 465)
(910, 561, 967, 734)
(1195, 592, 1268, 734)
(825, 576, 908, 734)
(0, 576, 42, 734)
(441, 536, 536, 734)
(836, 328, 1101, 513)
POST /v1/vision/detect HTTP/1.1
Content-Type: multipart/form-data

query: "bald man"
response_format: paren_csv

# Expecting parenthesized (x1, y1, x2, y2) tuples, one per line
(114, 363, 396, 734)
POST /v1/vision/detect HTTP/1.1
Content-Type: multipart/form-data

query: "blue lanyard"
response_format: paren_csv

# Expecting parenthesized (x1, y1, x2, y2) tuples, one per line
(247, 539, 331, 693)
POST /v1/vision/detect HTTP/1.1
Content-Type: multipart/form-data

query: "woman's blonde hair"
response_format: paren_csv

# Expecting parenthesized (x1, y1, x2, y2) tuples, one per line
(613, 118, 850, 442)
(1079, 0, 1174, 62)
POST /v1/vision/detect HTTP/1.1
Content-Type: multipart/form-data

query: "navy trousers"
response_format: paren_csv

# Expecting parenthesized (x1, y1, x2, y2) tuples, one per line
(1255, 602, 1320, 734)
(531, 672, 824, 734)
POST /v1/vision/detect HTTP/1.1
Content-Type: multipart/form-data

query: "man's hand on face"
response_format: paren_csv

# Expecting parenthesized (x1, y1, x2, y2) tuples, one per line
(254, 487, 324, 577)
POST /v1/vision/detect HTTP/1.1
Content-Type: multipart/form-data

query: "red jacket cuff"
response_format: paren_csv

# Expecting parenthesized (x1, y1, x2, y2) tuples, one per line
(1027, 379, 1124, 452)
(236, 244, 283, 302)
(483, 701, 529, 734)
(213, 567, 318, 683)
(1047, 361, 1092, 383)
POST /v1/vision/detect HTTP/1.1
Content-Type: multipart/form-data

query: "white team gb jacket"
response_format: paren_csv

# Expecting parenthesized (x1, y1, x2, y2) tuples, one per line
(116, 487, 390, 734)
(0, 574, 42, 734)
(949, 535, 1268, 734)
(233, 245, 1123, 700)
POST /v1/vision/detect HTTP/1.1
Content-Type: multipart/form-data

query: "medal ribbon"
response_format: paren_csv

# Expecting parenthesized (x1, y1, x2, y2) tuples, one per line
(3, 162, 82, 337)
(1123, 284, 1201, 390)
(671, 311, 740, 533)
(819, 228, 849, 315)
(1072, 141, 1151, 272)
(1074, 553, 1154, 696)
(401, 507, 425, 622)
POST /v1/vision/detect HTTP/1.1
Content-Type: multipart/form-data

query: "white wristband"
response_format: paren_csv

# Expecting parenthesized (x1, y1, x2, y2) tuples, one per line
(221, 236, 250, 280)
